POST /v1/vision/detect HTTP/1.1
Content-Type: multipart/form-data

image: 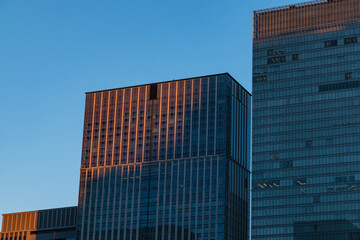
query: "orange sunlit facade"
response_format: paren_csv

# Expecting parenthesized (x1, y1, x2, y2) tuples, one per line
(253, 0, 360, 40)
(0, 207, 77, 240)
(77, 73, 251, 240)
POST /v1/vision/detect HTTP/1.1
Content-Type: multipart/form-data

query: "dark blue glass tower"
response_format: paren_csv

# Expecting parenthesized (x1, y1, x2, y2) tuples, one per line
(77, 73, 251, 240)
(252, 0, 360, 239)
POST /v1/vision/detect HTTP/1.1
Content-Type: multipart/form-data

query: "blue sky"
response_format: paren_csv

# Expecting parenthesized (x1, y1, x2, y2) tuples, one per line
(0, 0, 306, 222)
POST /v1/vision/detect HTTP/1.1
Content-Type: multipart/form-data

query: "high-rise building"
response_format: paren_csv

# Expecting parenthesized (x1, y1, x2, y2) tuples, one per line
(0, 207, 77, 240)
(76, 73, 251, 240)
(252, 0, 360, 239)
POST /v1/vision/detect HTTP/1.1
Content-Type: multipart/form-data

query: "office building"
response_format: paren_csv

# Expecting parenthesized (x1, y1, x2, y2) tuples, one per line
(0, 207, 77, 240)
(252, 0, 360, 239)
(77, 73, 251, 240)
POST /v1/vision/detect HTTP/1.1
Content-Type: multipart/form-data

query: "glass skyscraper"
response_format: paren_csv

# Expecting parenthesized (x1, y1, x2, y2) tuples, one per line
(252, 0, 360, 239)
(77, 73, 251, 240)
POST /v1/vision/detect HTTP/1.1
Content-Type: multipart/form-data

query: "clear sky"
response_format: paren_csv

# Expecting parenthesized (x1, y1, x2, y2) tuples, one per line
(0, 0, 306, 223)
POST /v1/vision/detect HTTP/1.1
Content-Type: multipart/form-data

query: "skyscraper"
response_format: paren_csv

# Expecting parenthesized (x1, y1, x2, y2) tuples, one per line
(77, 73, 251, 240)
(252, 0, 360, 239)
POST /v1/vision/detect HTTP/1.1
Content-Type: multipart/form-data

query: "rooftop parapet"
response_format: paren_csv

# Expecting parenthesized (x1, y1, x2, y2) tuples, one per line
(253, 0, 360, 40)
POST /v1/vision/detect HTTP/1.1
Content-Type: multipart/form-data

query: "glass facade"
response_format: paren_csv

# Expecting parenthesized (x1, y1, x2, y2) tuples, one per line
(0, 207, 77, 240)
(252, 1, 360, 239)
(77, 73, 251, 240)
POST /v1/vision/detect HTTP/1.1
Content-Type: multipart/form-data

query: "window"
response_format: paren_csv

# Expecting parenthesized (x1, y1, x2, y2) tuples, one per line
(267, 49, 286, 56)
(255, 180, 280, 189)
(335, 175, 355, 183)
(270, 153, 280, 160)
(292, 54, 299, 61)
(294, 178, 307, 186)
(268, 56, 286, 64)
(267, 49, 274, 56)
(319, 81, 360, 92)
(324, 40, 337, 47)
(280, 160, 293, 168)
(300, 189, 307, 194)
(344, 36, 357, 45)
(253, 75, 267, 83)
(313, 196, 321, 203)
(306, 140, 313, 148)
(149, 84, 157, 100)
(345, 72, 352, 80)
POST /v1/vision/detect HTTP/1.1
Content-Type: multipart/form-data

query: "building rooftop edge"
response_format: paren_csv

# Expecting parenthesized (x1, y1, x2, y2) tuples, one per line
(85, 72, 252, 96)
(253, 0, 328, 14)
(2, 206, 77, 216)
